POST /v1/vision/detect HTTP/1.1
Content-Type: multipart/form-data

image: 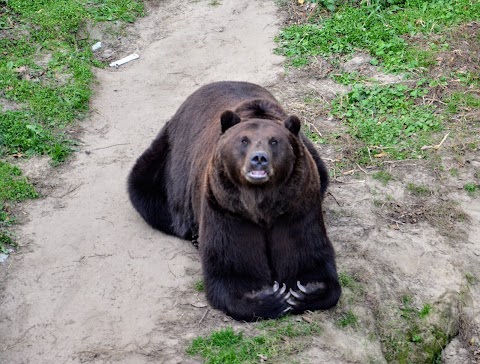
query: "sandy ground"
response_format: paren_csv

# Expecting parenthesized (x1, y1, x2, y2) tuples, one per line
(0, 1, 284, 363)
(1, 1, 480, 363)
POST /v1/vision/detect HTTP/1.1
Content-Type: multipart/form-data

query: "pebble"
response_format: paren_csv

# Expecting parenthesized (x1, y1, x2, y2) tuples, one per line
(102, 49, 114, 59)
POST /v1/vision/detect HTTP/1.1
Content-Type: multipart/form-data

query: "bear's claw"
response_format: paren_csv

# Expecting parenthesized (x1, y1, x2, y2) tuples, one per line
(287, 281, 327, 307)
(243, 281, 292, 318)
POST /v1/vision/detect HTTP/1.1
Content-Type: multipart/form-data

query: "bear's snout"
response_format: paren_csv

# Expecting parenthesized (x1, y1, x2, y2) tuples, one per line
(250, 151, 269, 169)
(243, 150, 271, 184)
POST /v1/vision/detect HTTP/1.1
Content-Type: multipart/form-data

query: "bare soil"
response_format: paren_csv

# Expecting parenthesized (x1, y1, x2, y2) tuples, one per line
(1, 1, 479, 363)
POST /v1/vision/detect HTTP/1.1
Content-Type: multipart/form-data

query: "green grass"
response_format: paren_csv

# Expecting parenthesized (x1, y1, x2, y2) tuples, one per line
(194, 279, 205, 292)
(373, 170, 394, 185)
(0, 0, 143, 251)
(406, 182, 431, 196)
(463, 182, 479, 196)
(446, 92, 480, 115)
(331, 71, 367, 86)
(331, 83, 441, 162)
(0, 0, 144, 163)
(379, 296, 453, 363)
(187, 317, 322, 363)
(275, 0, 480, 72)
(337, 310, 358, 328)
(0, 161, 38, 253)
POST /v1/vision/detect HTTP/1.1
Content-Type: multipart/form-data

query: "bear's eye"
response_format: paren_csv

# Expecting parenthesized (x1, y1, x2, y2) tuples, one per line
(269, 138, 278, 146)
(241, 137, 249, 145)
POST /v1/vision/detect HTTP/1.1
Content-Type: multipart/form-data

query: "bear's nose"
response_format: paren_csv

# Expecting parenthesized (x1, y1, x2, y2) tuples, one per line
(250, 151, 269, 168)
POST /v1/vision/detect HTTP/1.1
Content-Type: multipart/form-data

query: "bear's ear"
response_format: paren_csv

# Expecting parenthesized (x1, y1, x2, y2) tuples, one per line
(220, 110, 241, 133)
(284, 115, 301, 135)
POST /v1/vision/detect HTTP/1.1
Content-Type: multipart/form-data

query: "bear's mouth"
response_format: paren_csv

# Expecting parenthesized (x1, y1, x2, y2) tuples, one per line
(245, 170, 269, 184)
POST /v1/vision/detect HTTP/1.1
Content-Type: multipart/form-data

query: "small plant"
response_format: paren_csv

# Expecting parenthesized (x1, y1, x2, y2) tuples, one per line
(338, 271, 356, 288)
(406, 182, 431, 196)
(194, 279, 205, 292)
(338, 310, 358, 328)
(418, 304, 432, 319)
(463, 182, 479, 196)
(465, 272, 477, 285)
(303, 126, 324, 143)
(331, 71, 365, 86)
(373, 171, 393, 185)
(449, 168, 459, 177)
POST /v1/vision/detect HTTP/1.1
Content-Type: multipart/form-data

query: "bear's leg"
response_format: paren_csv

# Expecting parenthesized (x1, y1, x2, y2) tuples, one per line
(127, 129, 175, 235)
(269, 212, 341, 314)
(200, 209, 291, 321)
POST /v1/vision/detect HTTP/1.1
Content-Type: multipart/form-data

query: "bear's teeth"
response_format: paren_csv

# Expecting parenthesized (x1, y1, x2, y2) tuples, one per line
(250, 171, 266, 177)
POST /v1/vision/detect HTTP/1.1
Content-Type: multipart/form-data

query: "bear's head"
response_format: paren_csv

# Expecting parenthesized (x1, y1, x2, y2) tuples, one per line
(216, 110, 302, 186)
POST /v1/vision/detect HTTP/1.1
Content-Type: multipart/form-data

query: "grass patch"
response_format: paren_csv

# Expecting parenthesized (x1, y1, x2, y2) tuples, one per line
(376, 296, 455, 363)
(463, 182, 479, 196)
(194, 279, 205, 292)
(0, 0, 144, 163)
(331, 71, 366, 86)
(187, 317, 322, 363)
(0, 161, 38, 202)
(406, 182, 431, 196)
(275, 0, 480, 72)
(331, 83, 441, 162)
(337, 309, 358, 328)
(0, 161, 37, 253)
(373, 170, 394, 185)
(0, 0, 143, 250)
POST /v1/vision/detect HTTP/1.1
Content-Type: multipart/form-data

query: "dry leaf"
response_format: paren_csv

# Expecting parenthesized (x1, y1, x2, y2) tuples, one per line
(298, 0, 304, 4)
(191, 302, 208, 308)
(374, 152, 387, 158)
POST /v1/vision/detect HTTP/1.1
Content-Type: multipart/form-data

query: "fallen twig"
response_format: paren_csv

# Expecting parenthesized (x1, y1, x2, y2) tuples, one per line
(421, 132, 450, 150)
(198, 309, 210, 325)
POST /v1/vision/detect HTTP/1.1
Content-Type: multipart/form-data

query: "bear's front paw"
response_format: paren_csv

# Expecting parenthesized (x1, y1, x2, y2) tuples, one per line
(287, 281, 327, 307)
(243, 281, 292, 318)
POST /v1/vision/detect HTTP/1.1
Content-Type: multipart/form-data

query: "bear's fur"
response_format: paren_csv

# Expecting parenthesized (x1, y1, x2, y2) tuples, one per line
(128, 81, 341, 321)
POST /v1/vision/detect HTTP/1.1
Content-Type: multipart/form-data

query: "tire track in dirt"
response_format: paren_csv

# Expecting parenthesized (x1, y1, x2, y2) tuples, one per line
(0, 1, 284, 363)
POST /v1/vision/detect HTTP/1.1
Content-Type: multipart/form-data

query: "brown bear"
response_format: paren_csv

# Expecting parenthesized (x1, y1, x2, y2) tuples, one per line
(128, 81, 341, 321)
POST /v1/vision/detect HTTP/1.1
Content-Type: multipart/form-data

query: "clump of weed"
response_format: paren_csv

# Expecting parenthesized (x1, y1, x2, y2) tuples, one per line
(303, 125, 324, 143)
(406, 182, 432, 196)
(0, 162, 38, 202)
(187, 317, 322, 363)
(194, 279, 205, 292)
(332, 83, 440, 162)
(0, 161, 37, 252)
(373, 171, 394, 185)
(446, 92, 480, 116)
(338, 309, 358, 328)
(338, 271, 357, 289)
(374, 296, 456, 363)
(331, 71, 366, 86)
(463, 182, 479, 196)
(464, 272, 477, 286)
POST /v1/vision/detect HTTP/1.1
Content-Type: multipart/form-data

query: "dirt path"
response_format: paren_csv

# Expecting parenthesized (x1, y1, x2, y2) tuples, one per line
(0, 1, 285, 363)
